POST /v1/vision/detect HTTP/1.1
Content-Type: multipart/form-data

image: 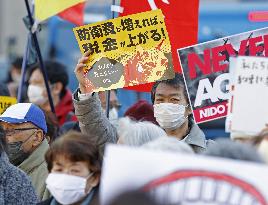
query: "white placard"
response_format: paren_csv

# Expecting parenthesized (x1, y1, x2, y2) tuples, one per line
(229, 56, 268, 136)
(101, 145, 268, 205)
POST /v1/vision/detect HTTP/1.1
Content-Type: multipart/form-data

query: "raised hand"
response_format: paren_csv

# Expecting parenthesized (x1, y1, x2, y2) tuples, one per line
(74, 51, 94, 93)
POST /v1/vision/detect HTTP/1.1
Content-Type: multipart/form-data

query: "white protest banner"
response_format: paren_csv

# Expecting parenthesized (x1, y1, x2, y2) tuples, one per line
(228, 56, 268, 136)
(101, 145, 268, 205)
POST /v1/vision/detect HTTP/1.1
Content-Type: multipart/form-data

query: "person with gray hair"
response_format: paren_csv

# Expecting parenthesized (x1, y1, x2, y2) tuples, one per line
(143, 137, 194, 154)
(204, 138, 264, 163)
(117, 117, 166, 146)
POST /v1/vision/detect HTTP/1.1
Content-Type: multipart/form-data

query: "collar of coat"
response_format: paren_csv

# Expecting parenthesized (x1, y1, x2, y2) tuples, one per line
(18, 139, 49, 174)
(182, 120, 206, 149)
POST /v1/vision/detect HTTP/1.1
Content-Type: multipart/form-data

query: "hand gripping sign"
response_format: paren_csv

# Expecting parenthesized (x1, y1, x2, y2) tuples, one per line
(73, 9, 174, 93)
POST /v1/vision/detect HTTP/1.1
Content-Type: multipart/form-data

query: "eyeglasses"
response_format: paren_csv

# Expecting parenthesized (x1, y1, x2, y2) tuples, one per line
(4, 128, 38, 136)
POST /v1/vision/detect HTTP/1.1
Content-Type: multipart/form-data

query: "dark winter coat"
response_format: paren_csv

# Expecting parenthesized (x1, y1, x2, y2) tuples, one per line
(0, 152, 39, 205)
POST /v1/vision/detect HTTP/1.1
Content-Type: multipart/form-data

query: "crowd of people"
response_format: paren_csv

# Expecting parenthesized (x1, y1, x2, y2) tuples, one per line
(0, 52, 268, 205)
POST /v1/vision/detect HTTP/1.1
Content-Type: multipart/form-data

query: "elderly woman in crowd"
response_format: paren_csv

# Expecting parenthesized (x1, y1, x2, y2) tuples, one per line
(38, 131, 102, 205)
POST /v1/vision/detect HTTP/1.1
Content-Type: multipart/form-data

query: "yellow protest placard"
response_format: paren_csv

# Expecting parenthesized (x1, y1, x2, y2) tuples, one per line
(73, 9, 174, 92)
(0, 96, 17, 114)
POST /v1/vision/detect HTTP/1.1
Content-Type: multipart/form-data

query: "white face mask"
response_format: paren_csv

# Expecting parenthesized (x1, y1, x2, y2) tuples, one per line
(27, 84, 47, 105)
(154, 103, 188, 130)
(46, 173, 92, 205)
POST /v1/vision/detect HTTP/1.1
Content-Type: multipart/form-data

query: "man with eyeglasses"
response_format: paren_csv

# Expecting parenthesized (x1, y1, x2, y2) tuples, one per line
(0, 103, 50, 200)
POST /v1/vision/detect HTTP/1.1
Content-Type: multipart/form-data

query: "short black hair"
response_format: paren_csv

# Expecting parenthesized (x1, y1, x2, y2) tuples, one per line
(11, 57, 23, 70)
(0, 125, 6, 153)
(28, 60, 69, 99)
(151, 73, 188, 104)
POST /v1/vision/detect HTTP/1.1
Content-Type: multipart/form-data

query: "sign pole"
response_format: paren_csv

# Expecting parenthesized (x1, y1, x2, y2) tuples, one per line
(105, 0, 116, 118)
(17, 34, 30, 103)
(24, 0, 55, 113)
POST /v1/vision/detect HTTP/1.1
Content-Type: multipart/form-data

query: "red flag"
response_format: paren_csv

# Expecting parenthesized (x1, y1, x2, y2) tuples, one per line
(120, 0, 199, 92)
(58, 2, 85, 26)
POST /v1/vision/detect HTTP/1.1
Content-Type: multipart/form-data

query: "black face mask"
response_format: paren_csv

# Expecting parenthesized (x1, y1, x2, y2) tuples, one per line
(7, 132, 35, 166)
(7, 141, 30, 166)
